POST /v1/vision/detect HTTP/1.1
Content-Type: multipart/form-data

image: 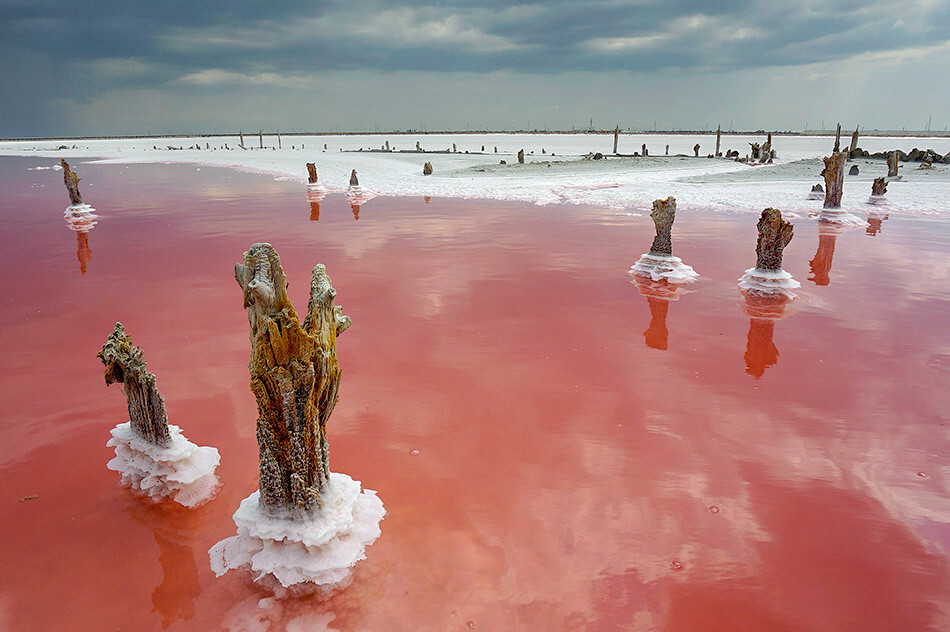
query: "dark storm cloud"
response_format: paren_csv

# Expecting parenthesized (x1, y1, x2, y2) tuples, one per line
(1, 0, 948, 134)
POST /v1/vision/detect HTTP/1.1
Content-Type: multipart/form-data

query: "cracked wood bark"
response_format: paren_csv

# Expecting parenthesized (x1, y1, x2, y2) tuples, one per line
(98, 322, 171, 447)
(850, 127, 859, 153)
(234, 243, 351, 517)
(755, 208, 794, 271)
(821, 151, 847, 208)
(871, 177, 887, 196)
(61, 159, 83, 205)
(306, 163, 318, 184)
(834, 123, 841, 152)
(649, 197, 676, 256)
(760, 133, 772, 163)
(887, 151, 900, 177)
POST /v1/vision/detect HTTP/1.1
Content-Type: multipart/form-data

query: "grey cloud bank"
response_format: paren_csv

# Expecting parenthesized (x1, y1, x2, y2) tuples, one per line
(1, 0, 948, 136)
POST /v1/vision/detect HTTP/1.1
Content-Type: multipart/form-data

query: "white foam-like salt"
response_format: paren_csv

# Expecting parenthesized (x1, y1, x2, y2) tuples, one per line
(817, 208, 868, 226)
(737, 268, 801, 298)
(630, 253, 699, 284)
(106, 421, 220, 508)
(209, 472, 385, 593)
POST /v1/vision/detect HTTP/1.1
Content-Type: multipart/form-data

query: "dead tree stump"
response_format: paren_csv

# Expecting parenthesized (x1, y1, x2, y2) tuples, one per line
(423, 161, 433, 175)
(234, 243, 351, 517)
(850, 126, 859, 154)
(716, 125, 721, 157)
(518, 149, 525, 164)
(755, 208, 794, 270)
(61, 159, 83, 206)
(642, 143, 648, 156)
(887, 151, 900, 177)
(306, 163, 318, 184)
(834, 123, 841, 152)
(871, 177, 887, 196)
(750, 143, 761, 161)
(693, 144, 700, 157)
(649, 197, 676, 255)
(613, 127, 619, 154)
(259, 130, 263, 149)
(240, 131, 245, 148)
(98, 323, 171, 447)
(760, 134, 772, 163)
(350, 170, 359, 186)
(821, 151, 847, 208)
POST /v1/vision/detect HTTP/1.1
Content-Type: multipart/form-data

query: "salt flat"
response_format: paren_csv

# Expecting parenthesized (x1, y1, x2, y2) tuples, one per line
(3, 132, 949, 216)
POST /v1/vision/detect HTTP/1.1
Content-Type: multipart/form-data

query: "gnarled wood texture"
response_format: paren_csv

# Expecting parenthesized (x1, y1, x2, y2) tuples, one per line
(821, 151, 847, 208)
(306, 163, 318, 184)
(755, 208, 794, 271)
(649, 197, 676, 256)
(235, 243, 351, 517)
(61, 159, 83, 205)
(871, 177, 887, 196)
(98, 322, 171, 447)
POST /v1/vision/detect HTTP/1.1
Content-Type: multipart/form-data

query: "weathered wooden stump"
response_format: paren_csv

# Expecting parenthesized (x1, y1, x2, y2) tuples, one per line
(613, 127, 619, 154)
(871, 177, 887, 196)
(649, 197, 676, 256)
(234, 243, 352, 517)
(750, 143, 761, 161)
(642, 143, 648, 157)
(833, 123, 841, 153)
(693, 144, 700, 157)
(849, 126, 859, 154)
(350, 170, 359, 186)
(755, 208, 794, 271)
(887, 151, 900, 177)
(665, 144, 670, 156)
(61, 159, 83, 206)
(517, 149, 525, 164)
(715, 125, 721, 157)
(423, 161, 433, 175)
(98, 323, 171, 447)
(821, 152, 847, 208)
(849, 165, 859, 175)
(760, 133, 772, 163)
(306, 163, 318, 184)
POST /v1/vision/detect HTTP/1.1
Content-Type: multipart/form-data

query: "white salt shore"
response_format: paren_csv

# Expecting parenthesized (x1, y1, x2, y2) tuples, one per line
(209, 473, 385, 595)
(4, 133, 949, 216)
(107, 421, 220, 508)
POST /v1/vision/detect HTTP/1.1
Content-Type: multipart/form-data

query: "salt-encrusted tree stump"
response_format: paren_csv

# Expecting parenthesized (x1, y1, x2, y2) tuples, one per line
(737, 209, 800, 298)
(99, 323, 219, 507)
(423, 161, 433, 175)
(887, 151, 900, 178)
(870, 177, 887, 201)
(306, 163, 318, 184)
(821, 151, 847, 209)
(61, 159, 83, 205)
(630, 197, 698, 284)
(518, 149, 525, 164)
(211, 244, 385, 593)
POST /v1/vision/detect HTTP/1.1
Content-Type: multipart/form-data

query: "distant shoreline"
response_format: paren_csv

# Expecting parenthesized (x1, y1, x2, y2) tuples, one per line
(4, 130, 950, 142)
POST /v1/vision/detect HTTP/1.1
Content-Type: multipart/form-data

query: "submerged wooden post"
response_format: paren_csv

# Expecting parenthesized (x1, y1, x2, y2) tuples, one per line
(834, 123, 841, 152)
(234, 244, 351, 517)
(871, 177, 887, 197)
(649, 197, 676, 255)
(613, 127, 619, 154)
(887, 151, 900, 177)
(715, 125, 721, 157)
(98, 323, 171, 447)
(306, 163, 318, 184)
(350, 169, 359, 186)
(61, 159, 83, 206)
(755, 208, 794, 271)
(518, 149, 525, 164)
(821, 152, 847, 208)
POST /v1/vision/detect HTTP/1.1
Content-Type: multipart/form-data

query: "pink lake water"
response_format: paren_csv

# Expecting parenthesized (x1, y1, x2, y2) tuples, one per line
(1, 157, 949, 631)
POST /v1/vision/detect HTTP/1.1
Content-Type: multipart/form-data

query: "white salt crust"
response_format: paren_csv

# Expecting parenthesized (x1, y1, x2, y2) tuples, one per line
(345, 185, 376, 205)
(868, 195, 888, 205)
(630, 253, 699, 284)
(737, 268, 801, 299)
(209, 472, 385, 593)
(63, 204, 98, 230)
(106, 421, 220, 508)
(817, 208, 868, 226)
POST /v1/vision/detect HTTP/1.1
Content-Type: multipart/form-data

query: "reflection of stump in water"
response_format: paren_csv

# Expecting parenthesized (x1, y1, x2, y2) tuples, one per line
(307, 187, 326, 222)
(741, 293, 792, 378)
(77, 230, 92, 275)
(632, 277, 689, 351)
(866, 212, 888, 236)
(808, 233, 837, 286)
(351, 203, 361, 220)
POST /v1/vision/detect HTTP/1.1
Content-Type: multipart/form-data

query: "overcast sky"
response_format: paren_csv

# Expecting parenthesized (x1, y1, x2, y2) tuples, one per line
(2, 0, 948, 137)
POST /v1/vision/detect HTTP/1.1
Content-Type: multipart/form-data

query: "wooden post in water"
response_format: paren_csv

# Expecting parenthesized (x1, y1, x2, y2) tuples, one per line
(833, 123, 841, 152)
(613, 126, 619, 154)
(277, 130, 282, 149)
(871, 177, 887, 197)
(423, 161, 433, 175)
(849, 126, 859, 154)
(240, 131, 244, 147)
(715, 125, 721, 157)
(693, 143, 700, 157)
(755, 208, 794, 271)
(259, 130, 263, 149)
(887, 151, 900, 177)
(821, 152, 847, 208)
(234, 244, 351, 517)
(61, 159, 83, 206)
(518, 149, 525, 164)
(306, 163, 318, 184)
(649, 197, 676, 255)
(350, 170, 359, 186)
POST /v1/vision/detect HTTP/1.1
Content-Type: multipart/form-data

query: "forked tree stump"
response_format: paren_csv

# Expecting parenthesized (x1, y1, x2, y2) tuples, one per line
(755, 208, 794, 270)
(61, 159, 83, 205)
(821, 151, 847, 208)
(234, 243, 352, 517)
(306, 163, 318, 184)
(423, 161, 433, 175)
(871, 177, 887, 196)
(98, 322, 171, 447)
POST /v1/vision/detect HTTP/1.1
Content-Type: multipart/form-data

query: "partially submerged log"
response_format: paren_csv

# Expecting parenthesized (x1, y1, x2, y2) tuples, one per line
(61, 159, 83, 205)
(871, 177, 887, 196)
(98, 322, 171, 447)
(821, 151, 847, 208)
(234, 243, 352, 517)
(649, 197, 676, 256)
(423, 161, 433, 175)
(306, 163, 318, 184)
(755, 208, 794, 271)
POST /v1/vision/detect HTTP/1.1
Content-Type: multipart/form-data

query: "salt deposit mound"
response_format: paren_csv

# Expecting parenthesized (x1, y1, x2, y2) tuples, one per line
(107, 421, 220, 508)
(209, 473, 385, 595)
(630, 253, 699, 284)
(737, 268, 801, 298)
